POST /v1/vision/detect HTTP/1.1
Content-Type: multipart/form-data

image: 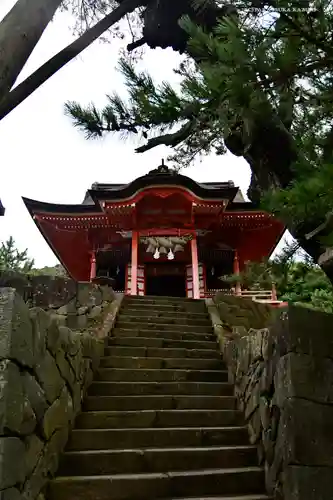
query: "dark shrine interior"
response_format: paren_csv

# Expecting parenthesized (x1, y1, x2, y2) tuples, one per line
(145, 262, 186, 297)
(145, 274, 186, 297)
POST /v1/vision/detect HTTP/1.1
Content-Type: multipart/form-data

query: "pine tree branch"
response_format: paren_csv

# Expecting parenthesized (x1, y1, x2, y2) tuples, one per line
(135, 120, 195, 153)
(127, 37, 147, 51)
(278, 10, 333, 59)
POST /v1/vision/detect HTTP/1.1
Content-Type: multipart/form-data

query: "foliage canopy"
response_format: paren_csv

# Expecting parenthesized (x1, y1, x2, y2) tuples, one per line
(0, 237, 66, 276)
(0, 237, 35, 273)
(223, 242, 333, 313)
(66, 0, 333, 242)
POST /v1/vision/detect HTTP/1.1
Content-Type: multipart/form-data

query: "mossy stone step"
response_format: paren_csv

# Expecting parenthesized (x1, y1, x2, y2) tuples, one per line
(104, 346, 220, 359)
(48, 467, 265, 500)
(67, 426, 249, 451)
(83, 395, 237, 412)
(166, 496, 272, 500)
(59, 445, 257, 476)
(112, 328, 216, 342)
(88, 381, 234, 397)
(75, 409, 244, 429)
(95, 367, 228, 383)
(119, 307, 210, 319)
(123, 301, 207, 313)
(117, 314, 212, 327)
(115, 321, 213, 333)
(108, 336, 217, 350)
(99, 356, 224, 370)
(125, 295, 206, 304)
(48, 296, 268, 500)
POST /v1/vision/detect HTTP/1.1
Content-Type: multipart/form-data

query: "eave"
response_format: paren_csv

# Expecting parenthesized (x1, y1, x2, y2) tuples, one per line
(22, 197, 102, 216)
(22, 197, 93, 281)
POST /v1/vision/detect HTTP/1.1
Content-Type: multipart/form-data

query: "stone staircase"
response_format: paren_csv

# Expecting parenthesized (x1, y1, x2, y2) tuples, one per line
(48, 295, 271, 500)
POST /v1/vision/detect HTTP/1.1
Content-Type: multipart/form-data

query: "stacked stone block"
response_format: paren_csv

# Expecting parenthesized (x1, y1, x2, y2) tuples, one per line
(0, 283, 120, 500)
(209, 295, 333, 500)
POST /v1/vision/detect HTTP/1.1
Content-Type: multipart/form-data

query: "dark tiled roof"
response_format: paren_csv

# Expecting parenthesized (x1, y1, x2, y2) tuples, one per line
(81, 169, 240, 206)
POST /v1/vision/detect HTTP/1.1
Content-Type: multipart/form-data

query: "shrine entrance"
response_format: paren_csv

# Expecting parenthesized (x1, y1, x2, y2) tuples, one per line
(145, 263, 186, 297)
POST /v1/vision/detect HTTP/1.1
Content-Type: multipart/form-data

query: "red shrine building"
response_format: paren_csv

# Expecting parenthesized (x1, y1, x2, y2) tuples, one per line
(23, 163, 284, 299)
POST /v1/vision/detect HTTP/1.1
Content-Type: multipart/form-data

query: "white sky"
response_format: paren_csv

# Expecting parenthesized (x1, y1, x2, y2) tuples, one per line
(0, 0, 287, 267)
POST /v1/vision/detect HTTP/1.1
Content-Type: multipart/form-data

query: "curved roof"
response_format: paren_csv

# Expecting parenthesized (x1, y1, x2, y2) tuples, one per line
(85, 166, 239, 205)
(24, 163, 250, 214)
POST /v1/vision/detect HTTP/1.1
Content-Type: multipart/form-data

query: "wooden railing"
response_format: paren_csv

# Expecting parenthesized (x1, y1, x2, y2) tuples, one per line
(204, 288, 279, 302)
(240, 290, 273, 301)
(203, 289, 232, 298)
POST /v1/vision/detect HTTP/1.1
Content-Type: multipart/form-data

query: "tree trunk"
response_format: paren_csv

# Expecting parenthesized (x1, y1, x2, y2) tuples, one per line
(243, 130, 333, 283)
(0, 0, 62, 101)
(0, 0, 145, 121)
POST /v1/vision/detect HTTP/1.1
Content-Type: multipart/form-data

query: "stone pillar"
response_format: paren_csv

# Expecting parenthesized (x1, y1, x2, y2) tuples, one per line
(191, 233, 200, 300)
(233, 250, 242, 296)
(131, 230, 139, 296)
(89, 252, 96, 281)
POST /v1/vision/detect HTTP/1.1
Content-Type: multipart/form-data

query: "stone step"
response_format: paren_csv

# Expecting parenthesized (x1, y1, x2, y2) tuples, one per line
(104, 346, 220, 359)
(119, 307, 210, 319)
(112, 328, 216, 342)
(116, 320, 213, 333)
(122, 301, 207, 313)
(167, 496, 272, 500)
(124, 295, 206, 305)
(88, 381, 233, 397)
(67, 426, 250, 451)
(48, 467, 265, 500)
(117, 315, 212, 327)
(83, 395, 237, 412)
(49, 293, 268, 500)
(99, 356, 224, 370)
(116, 321, 213, 334)
(123, 305, 208, 315)
(108, 336, 218, 350)
(75, 409, 244, 429)
(59, 445, 257, 476)
(95, 368, 228, 383)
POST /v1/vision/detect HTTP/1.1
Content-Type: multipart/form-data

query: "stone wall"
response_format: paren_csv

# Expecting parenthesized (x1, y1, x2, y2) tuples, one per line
(0, 283, 123, 500)
(0, 273, 77, 309)
(213, 293, 275, 331)
(214, 301, 333, 499)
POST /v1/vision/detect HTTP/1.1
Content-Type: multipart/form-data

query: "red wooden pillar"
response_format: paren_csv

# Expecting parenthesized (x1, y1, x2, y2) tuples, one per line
(271, 282, 277, 301)
(233, 250, 241, 296)
(191, 233, 200, 300)
(90, 251, 96, 281)
(131, 230, 139, 295)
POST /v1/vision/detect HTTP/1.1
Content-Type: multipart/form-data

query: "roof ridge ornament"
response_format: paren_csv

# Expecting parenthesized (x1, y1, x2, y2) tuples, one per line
(146, 159, 177, 176)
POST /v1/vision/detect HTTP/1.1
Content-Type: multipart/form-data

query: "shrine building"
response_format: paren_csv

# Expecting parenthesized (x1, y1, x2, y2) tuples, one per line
(23, 163, 284, 299)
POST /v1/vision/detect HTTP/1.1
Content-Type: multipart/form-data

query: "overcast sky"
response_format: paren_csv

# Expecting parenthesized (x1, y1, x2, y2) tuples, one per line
(0, 1, 286, 267)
